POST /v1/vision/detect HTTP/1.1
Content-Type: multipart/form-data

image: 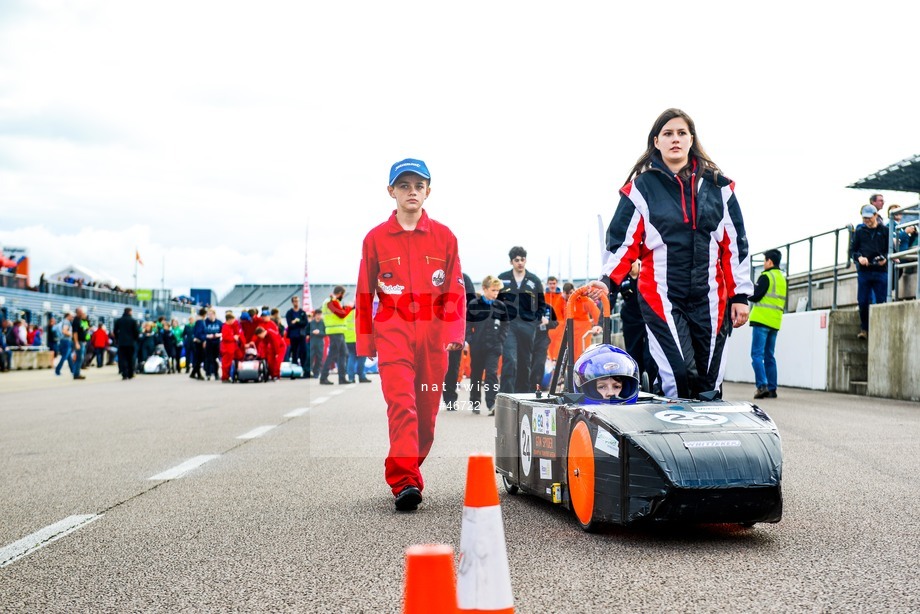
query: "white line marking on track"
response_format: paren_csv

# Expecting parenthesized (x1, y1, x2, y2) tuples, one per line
(328, 389, 345, 396)
(0, 514, 103, 568)
(148, 455, 220, 480)
(284, 407, 310, 418)
(311, 396, 330, 405)
(237, 425, 277, 440)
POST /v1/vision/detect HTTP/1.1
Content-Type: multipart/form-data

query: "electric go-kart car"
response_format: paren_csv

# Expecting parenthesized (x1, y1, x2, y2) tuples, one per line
(495, 287, 783, 530)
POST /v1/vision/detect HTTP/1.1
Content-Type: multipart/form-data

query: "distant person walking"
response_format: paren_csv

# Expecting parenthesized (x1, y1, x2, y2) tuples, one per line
(851, 204, 890, 340)
(71, 307, 90, 380)
(442, 272, 475, 409)
(54, 312, 75, 376)
(285, 296, 309, 377)
(114, 307, 140, 379)
(319, 286, 352, 385)
(749, 250, 786, 399)
(91, 323, 110, 368)
(498, 246, 547, 393)
(466, 275, 509, 415)
(309, 310, 325, 378)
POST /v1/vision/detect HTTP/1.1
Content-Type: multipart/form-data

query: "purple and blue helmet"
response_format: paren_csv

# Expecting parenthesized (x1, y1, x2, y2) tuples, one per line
(573, 344, 640, 404)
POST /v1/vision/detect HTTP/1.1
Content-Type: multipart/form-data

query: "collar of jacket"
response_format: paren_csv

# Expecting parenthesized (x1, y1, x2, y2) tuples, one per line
(386, 209, 431, 234)
(648, 152, 697, 183)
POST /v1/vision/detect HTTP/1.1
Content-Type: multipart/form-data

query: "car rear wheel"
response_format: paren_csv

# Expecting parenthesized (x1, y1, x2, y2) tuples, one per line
(567, 419, 597, 532)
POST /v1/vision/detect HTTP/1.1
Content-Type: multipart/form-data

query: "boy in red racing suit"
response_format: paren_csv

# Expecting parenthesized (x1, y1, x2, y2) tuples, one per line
(220, 312, 244, 382)
(254, 326, 284, 380)
(356, 158, 466, 512)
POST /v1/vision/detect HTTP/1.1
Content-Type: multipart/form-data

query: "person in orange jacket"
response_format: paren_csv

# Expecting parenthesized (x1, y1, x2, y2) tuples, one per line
(220, 312, 244, 382)
(544, 276, 566, 361)
(254, 325, 284, 380)
(563, 282, 603, 361)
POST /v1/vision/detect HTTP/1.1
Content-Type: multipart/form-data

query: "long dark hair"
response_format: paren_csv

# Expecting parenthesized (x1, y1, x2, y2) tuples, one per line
(624, 108, 721, 184)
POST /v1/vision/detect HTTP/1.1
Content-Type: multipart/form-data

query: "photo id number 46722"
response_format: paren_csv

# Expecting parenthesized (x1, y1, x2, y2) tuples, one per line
(451, 401, 481, 411)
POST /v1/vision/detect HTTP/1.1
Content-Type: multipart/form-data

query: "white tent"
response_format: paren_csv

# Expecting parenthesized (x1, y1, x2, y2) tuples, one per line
(50, 264, 121, 287)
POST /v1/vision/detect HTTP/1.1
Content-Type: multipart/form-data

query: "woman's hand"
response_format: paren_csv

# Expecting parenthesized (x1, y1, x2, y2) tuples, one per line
(731, 303, 750, 328)
(585, 280, 608, 301)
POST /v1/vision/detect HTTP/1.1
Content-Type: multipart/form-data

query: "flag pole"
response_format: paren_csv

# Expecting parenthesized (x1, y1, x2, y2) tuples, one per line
(134, 247, 138, 292)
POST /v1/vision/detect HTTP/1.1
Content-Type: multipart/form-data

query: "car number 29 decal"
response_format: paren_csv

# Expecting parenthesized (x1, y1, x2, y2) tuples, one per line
(520, 414, 533, 477)
(653, 410, 728, 426)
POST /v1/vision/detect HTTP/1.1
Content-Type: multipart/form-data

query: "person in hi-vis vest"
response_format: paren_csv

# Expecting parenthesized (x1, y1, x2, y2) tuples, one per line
(749, 249, 786, 400)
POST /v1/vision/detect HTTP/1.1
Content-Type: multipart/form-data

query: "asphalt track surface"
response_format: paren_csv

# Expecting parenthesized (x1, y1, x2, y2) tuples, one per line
(1, 366, 918, 612)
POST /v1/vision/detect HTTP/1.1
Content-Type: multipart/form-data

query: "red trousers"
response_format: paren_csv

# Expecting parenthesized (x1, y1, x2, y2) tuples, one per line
(220, 345, 242, 381)
(380, 344, 448, 496)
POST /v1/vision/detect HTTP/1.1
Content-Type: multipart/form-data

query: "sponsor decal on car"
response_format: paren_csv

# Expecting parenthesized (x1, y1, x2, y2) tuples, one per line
(683, 440, 742, 448)
(690, 405, 752, 413)
(594, 429, 619, 457)
(653, 410, 729, 426)
(539, 459, 552, 480)
(532, 407, 556, 436)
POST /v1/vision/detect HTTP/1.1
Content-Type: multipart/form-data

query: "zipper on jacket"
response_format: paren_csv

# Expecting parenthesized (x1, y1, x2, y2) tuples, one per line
(379, 256, 401, 266)
(426, 256, 446, 264)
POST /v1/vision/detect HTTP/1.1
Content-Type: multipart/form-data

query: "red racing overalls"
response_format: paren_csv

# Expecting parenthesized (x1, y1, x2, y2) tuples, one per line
(356, 210, 466, 495)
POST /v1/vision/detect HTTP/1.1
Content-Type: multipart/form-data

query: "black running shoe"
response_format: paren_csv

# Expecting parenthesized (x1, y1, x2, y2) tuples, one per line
(395, 486, 422, 512)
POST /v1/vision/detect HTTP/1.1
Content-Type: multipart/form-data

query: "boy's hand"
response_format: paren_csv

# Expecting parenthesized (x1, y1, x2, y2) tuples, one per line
(445, 342, 462, 351)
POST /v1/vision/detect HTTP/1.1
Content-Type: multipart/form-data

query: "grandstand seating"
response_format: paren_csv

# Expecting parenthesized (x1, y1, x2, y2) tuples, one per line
(0, 284, 192, 327)
(218, 283, 357, 312)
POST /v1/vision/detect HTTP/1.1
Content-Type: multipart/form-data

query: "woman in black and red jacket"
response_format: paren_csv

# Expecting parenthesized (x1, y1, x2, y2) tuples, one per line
(592, 108, 753, 400)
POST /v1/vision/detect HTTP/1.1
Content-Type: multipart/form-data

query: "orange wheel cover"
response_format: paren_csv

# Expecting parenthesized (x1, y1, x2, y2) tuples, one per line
(568, 421, 595, 526)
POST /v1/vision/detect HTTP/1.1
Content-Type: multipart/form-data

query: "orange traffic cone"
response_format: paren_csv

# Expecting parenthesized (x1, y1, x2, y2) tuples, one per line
(403, 544, 459, 614)
(457, 454, 514, 614)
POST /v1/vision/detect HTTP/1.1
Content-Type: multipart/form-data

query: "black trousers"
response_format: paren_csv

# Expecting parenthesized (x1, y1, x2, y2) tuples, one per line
(320, 334, 348, 383)
(118, 345, 135, 378)
(500, 320, 536, 393)
(204, 340, 220, 377)
(470, 345, 501, 409)
(640, 294, 730, 400)
(620, 298, 658, 392)
(190, 342, 202, 376)
(310, 339, 324, 376)
(529, 329, 551, 392)
(442, 347, 463, 404)
(289, 336, 308, 372)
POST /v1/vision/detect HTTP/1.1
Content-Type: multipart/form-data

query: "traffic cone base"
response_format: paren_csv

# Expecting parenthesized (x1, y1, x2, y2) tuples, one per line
(404, 544, 459, 614)
(457, 454, 515, 613)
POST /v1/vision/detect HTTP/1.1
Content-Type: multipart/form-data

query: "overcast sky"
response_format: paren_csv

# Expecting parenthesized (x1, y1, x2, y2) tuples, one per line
(1, 0, 918, 302)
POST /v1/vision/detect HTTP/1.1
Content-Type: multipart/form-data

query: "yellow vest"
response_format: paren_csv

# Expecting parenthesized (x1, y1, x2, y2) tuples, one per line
(323, 296, 347, 335)
(343, 309, 356, 343)
(749, 268, 786, 330)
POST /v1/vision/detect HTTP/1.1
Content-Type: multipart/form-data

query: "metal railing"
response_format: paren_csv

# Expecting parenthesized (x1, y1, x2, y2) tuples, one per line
(886, 203, 920, 301)
(753, 225, 854, 311)
(38, 277, 140, 306)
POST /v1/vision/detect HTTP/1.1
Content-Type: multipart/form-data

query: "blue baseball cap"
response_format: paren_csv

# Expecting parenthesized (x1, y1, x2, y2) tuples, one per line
(389, 158, 430, 186)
